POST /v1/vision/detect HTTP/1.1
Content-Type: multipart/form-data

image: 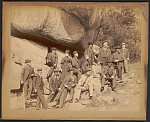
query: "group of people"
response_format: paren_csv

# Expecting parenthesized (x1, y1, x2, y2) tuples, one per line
(20, 40, 129, 110)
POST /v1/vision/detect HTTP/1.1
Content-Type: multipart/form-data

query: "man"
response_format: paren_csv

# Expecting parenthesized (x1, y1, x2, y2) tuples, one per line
(48, 68, 62, 102)
(56, 67, 77, 108)
(74, 68, 94, 103)
(112, 46, 123, 80)
(32, 68, 48, 110)
(101, 59, 116, 92)
(84, 42, 94, 67)
(20, 59, 34, 102)
(98, 41, 111, 66)
(46, 47, 58, 79)
(120, 43, 129, 73)
(72, 51, 82, 82)
(60, 49, 72, 80)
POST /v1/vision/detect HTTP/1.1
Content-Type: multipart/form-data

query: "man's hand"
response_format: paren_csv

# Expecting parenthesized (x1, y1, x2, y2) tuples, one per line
(64, 84, 68, 88)
(54, 64, 56, 67)
(127, 58, 129, 60)
(20, 80, 24, 84)
(115, 60, 119, 62)
(103, 75, 106, 78)
(51, 91, 54, 94)
(58, 88, 61, 91)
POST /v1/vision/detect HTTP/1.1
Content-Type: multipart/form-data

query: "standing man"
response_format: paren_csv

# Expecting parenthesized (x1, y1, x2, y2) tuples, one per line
(60, 49, 72, 80)
(112, 46, 123, 80)
(98, 41, 111, 66)
(100, 59, 116, 92)
(46, 47, 58, 79)
(74, 68, 94, 103)
(32, 68, 48, 110)
(48, 68, 62, 102)
(120, 43, 129, 73)
(72, 51, 82, 82)
(84, 42, 94, 67)
(56, 68, 77, 108)
(20, 59, 34, 102)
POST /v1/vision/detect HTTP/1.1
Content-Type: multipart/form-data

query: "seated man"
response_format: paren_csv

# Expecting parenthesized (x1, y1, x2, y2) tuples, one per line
(55, 67, 77, 108)
(48, 68, 62, 102)
(32, 68, 48, 110)
(74, 68, 94, 103)
(100, 59, 116, 92)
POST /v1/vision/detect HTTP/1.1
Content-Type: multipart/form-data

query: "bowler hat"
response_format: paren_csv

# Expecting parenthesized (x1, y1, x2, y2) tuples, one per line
(37, 68, 42, 71)
(65, 49, 70, 53)
(51, 47, 56, 50)
(73, 51, 78, 55)
(25, 59, 31, 63)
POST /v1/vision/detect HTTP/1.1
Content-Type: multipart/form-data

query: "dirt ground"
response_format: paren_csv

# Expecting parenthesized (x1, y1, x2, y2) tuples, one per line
(22, 62, 141, 112)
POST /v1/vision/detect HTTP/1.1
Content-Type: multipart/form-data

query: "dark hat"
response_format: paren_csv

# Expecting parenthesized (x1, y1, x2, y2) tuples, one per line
(25, 59, 31, 63)
(73, 51, 78, 55)
(54, 68, 60, 72)
(88, 42, 93, 45)
(65, 49, 70, 53)
(51, 47, 56, 50)
(37, 68, 42, 71)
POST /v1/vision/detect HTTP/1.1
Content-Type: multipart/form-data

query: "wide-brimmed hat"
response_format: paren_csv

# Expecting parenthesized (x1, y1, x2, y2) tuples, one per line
(73, 51, 78, 55)
(51, 47, 56, 51)
(25, 59, 31, 63)
(65, 49, 70, 53)
(37, 68, 42, 71)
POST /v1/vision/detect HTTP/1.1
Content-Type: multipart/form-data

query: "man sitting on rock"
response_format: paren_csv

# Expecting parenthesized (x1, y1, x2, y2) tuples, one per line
(55, 67, 77, 108)
(100, 59, 116, 92)
(48, 68, 62, 102)
(74, 68, 94, 103)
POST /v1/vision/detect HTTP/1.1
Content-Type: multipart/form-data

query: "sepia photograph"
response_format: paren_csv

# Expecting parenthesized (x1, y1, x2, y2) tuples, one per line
(2, 2, 148, 120)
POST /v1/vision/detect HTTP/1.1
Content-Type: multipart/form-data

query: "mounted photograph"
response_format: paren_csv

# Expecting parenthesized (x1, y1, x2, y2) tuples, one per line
(2, 2, 148, 120)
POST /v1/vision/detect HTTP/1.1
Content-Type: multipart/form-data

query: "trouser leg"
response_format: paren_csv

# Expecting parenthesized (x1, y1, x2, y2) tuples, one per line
(37, 90, 48, 109)
(59, 88, 67, 108)
(68, 88, 74, 101)
(23, 80, 28, 101)
(88, 84, 94, 97)
(27, 79, 32, 99)
(124, 59, 128, 73)
(47, 66, 54, 78)
(112, 78, 116, 89)
(74, 86, 82, 100)
(101, 78, 106, 88)
(36, 96, 40, 109)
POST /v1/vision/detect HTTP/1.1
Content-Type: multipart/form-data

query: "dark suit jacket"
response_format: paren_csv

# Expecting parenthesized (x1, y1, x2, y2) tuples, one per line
(32, 74, 44, 90)
(120, 48, 129, 59)
(21, 64, 34, 82)
(49, 75, 61, 92)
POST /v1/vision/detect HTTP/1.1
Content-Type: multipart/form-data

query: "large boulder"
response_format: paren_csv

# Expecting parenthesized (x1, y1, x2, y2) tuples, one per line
(11, 6, 86, 45)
